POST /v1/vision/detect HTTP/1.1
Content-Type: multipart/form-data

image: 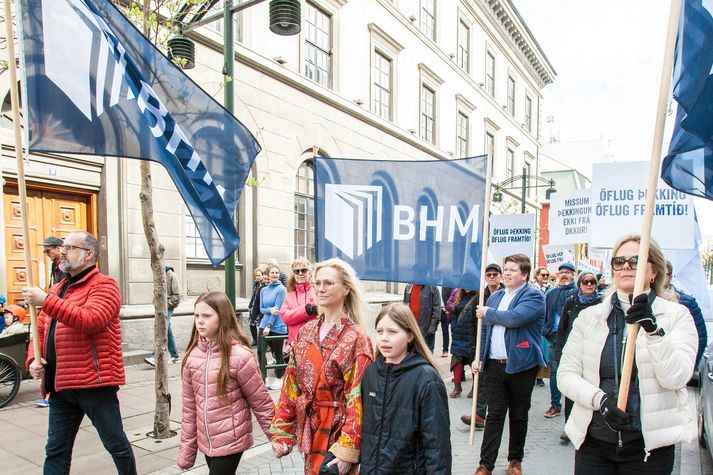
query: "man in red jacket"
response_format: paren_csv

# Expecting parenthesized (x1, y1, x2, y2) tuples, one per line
(23, 231, 136, 475)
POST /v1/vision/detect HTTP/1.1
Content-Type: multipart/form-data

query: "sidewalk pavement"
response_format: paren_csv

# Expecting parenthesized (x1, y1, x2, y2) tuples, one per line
(1, 332, 710, 474)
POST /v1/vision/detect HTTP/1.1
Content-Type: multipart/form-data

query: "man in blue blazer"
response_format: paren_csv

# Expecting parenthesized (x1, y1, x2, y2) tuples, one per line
(472, 253, 546, 475)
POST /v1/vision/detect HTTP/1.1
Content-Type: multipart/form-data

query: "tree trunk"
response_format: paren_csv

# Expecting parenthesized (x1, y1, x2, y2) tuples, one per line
(140, 0, 170, 440)
(139, 160, 171, 439)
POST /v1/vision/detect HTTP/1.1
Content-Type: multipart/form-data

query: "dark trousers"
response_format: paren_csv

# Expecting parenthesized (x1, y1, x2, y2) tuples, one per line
(258, 332, 286, 378)
(249, 324, 258, 345)
(205, 451, 244, 475)
(476, 368, 488, 419)
(575, 440, 674, 474)
(440, 310, 450, 352)
(564, 397, 573, 421)
(424, 332, 435, 352)
(479, 361, 538, 471)
(45, 386, 136, 475)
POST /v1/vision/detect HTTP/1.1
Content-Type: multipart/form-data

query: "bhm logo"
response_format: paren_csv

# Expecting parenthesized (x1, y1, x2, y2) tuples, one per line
(325, 184, 480, 259)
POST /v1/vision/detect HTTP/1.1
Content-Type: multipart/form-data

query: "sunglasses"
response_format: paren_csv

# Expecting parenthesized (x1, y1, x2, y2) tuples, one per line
(485, 272, 499, 278)
(581, 279, 597, 286)
(539, 273, 549, 278)
(292, 268, 310, 275)
(611, 255, 648, 271)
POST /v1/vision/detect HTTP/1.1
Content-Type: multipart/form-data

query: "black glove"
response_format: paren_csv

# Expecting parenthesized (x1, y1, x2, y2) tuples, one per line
(305, 304, 318, 316)
(599, 395, 630, 431)
(625, 293, 657, 333)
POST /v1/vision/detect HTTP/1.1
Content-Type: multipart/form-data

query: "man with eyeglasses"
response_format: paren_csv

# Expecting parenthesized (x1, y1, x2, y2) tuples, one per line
(665, 260, 707, 368)
(542, 262, 578, 419)
(403, 282, 441, 352)
(22, 231, 136, 474)
(40, 235, 68, 288)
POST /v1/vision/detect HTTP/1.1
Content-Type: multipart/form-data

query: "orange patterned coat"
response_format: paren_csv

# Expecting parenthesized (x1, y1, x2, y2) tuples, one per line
(270, 314, 373, 474)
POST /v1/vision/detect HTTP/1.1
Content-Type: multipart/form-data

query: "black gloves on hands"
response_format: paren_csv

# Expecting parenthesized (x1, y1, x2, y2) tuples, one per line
(599, 395, 630, 431)
(305, 304, 319, 316)
(625, 293, 658, 333)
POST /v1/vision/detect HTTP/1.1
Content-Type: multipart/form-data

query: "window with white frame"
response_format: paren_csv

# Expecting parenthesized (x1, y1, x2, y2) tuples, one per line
(420, 84, 435, 143)
(485, 131, 495, 163)
(457, 20, 469, 71)
(294, 160, 315, 262)
(456, 111, 469, 157)
(372, 50, 392, 120)
(304, 3, 332, 88)
(420, 0, 436, 41)
(507, 75, 516, 116)
(185, 213, 209, 261)
(485, 51, 495, 97)
(506, 147, 515, 179)
(525, 95, 533, 132)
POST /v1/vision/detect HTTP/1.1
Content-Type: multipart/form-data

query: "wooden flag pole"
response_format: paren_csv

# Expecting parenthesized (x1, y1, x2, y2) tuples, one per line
(3, 0, 40, 361)
(617, 0, 682, 411)
(470, 151, 495, 445)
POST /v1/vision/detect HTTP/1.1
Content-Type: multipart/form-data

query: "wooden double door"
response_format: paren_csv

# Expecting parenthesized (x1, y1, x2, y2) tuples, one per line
(3, 184, 96, 307)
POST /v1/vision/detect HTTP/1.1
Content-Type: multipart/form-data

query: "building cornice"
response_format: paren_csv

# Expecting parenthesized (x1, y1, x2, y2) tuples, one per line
(479, 0, 556, 85)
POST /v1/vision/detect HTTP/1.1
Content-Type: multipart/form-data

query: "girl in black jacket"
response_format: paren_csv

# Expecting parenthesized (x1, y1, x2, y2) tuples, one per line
(360, 303, 451, 474)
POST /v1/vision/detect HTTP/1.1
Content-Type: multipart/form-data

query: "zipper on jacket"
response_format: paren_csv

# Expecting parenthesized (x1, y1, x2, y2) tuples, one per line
(613, 311, 622, 449)
(204, 345, 213, 453)
(374, 365, 391, 473)
(91, 340, 101, 382)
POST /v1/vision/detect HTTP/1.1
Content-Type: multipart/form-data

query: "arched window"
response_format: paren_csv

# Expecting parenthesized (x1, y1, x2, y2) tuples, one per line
(294, 160, 315, 261)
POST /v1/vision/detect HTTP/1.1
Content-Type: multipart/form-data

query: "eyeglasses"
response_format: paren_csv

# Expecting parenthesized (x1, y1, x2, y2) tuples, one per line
(293, 268, 310, 275)
(581, 279, 597, 286)
(485, 272, 499, 278)
(61, 244, 90, 252)
(611, 255, 646, 271)
(539, 273, 549, 278)
(313, 280, 342, 290)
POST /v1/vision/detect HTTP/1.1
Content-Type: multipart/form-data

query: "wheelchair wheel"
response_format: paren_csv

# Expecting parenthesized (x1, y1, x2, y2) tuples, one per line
(0, 353, 21, 408)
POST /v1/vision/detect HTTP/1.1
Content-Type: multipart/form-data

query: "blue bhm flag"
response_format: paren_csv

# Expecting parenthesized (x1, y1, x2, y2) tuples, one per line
(661, 0, 713, 200)
(17, 0, 261, 264)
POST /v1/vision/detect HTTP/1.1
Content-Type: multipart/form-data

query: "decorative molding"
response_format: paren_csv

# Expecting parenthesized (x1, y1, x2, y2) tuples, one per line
(484, 117, 501, 132)
(417, 63, 445, 87)
(455, 94, 476, 114)
(368, 22, 405, 54)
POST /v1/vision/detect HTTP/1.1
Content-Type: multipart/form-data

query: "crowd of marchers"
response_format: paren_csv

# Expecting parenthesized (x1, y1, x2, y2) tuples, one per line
(18, 231, 705, 475)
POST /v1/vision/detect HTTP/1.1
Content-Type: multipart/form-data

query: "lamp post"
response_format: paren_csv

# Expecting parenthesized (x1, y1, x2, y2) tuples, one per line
(171, 0, 300, 307)
(492, 166, 556, 213)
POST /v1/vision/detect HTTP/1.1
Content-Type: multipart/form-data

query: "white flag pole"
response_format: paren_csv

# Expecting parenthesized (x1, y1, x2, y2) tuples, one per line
(618, 0, 682, 411)
(470, 151, 495, 445)
(3, 0, 40, 360)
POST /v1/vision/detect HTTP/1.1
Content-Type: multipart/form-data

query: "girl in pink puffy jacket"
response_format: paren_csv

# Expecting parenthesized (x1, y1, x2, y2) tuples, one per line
(179, 291, 275, 474)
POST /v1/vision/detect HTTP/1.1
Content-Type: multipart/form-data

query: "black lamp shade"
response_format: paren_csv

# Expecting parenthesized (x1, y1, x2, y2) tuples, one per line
(168, 34, 195, 69)
(270, 0, 301, 36)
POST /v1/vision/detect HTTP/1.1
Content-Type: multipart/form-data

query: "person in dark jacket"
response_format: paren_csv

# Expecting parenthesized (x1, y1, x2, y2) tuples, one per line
(403, 283, 441, 352)
(554, 271, 602, 441)
(448, 288, 478, 398)
(247, 267, 265, 347)
(543, 262, 577, 419)
(665, 261, 707, 368)
(440, 286, 454, 358)
(361, 303, 451, 475)
(40, 235, 68, 288)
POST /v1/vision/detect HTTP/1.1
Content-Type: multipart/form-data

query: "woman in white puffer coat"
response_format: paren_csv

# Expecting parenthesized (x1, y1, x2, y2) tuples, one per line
(558, 234, 697, 475)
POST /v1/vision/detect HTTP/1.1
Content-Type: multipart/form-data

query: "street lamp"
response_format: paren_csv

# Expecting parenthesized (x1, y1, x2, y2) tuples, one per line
(492, 166, 556, 213)
(172, 0, 301, 307)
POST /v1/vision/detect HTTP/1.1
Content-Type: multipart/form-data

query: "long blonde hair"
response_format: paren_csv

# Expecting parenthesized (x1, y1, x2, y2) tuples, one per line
(312, 258, 368, 330)
(611, 234, 677, 302)
(183, 292, 251, 403)
(375, 303, 439, 369)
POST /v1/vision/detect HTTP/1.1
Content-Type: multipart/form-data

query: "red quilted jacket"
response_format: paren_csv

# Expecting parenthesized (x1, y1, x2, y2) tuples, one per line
(26, 268, 125, 393)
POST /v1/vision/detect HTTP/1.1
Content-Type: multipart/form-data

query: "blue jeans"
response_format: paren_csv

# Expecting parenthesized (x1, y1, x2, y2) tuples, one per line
(424, 332, 435, 353)
(150, 307, 179, 359)
(45, 386, 136, 474)
(549, 338, 561, 408)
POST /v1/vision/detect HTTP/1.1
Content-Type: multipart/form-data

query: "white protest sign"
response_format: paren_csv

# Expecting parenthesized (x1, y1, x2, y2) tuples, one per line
(578, 259, 600, 275)
(542, 244, 575, 272)
(591, 161, 694, 249)
(549, 189, 591, 245)
(489, 214, 535, 258)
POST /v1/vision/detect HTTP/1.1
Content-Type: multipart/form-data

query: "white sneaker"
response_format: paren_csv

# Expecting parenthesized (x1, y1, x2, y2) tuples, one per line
(144, 356, 156, 367)
(268, 379, 283, 390)
(171, 356, 180, 364)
